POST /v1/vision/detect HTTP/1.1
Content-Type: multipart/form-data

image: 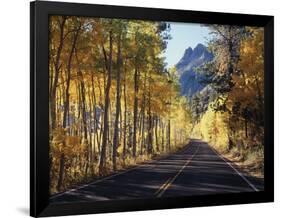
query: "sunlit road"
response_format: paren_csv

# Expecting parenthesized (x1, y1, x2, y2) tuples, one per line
(50, 139, 263, 203)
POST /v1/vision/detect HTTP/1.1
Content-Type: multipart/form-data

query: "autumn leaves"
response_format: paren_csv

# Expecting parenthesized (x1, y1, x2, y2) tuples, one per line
(193, 26, 264, 176)
(49, 17, 264, 195)
(49, 17, 192, 193)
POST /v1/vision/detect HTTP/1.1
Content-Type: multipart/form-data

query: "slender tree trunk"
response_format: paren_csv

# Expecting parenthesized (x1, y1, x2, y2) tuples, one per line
(137, 112, 143, 147)
(108, 102, 112, 160)
(128, 113, 132, 150)
(140, 70, 147, 155)
(97, 77, 103, 154)
(87, 83, 94, 174)
(49, 63, 54, 101)
(132, 64, 139, 158)
(254, 76, 264, 126)
(98, 111, 103, 154)
(99, 31, 113, 175)
(147, 77, 153, 154)
(123, 63, 127, 160)
(78, 69, 88, 175)
(57, 22, 80, 192)
(167, 119, 171, 151)
(62, 24, 81, 128)
(155, 115, 159, 152)
(140, 112, 145, 155)
(162, 121, 165, 152)
(50, 17, 66, 130)
(91, 74, 97, 161)
(112, 33, 122, 171)
(56, 153, 65, 191)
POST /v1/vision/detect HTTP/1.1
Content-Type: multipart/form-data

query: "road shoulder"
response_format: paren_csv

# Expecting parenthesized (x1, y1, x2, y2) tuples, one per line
(210, 145, 264, 191)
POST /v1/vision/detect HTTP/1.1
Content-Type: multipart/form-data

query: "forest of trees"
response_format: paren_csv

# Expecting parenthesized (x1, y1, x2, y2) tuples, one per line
(49, 16, 265, 194)
(192, 26, 264, 177)
(49, 16, 193, 194)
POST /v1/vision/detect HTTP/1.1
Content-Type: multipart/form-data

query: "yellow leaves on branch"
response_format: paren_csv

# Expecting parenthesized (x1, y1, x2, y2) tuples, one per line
(227, 27, 264, 111)
(194, 27, 264, 152)
(192, 105, 229, 151)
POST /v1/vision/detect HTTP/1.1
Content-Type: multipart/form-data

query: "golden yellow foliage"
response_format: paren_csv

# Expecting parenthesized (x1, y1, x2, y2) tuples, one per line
(192, 105, 229, 151)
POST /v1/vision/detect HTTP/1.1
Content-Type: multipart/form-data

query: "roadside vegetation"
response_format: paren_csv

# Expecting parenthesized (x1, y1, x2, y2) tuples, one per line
(191, 26, 264, 177)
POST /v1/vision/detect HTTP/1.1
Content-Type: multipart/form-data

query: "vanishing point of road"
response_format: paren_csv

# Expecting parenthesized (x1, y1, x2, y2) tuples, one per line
(50, 139, 264, 203)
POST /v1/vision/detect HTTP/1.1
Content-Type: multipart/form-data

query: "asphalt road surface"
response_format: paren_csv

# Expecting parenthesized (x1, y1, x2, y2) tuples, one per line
(50, 139, 264, 203)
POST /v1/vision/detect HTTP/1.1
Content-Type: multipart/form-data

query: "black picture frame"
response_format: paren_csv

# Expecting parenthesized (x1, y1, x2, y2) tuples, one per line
(30, 1, 274, 217)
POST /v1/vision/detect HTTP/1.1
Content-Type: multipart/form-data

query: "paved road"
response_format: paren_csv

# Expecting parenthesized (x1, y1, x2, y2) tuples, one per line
(50, 139, 264, 203)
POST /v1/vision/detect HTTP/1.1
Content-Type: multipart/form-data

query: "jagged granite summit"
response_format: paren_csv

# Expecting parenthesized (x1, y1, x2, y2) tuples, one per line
(176, 43, 213, 99)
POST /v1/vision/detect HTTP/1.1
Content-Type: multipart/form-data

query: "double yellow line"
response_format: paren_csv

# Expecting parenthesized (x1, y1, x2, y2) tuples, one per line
(154, 144, 200, 198)
(154, 177, 174, 197)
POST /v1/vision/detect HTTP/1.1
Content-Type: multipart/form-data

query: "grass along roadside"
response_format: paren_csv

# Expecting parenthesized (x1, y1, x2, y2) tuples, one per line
(50, 140, 191, 197)
(212, 145, 264, 179)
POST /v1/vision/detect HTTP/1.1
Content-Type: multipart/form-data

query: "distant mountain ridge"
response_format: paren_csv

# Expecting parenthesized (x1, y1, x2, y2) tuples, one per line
(176, 43, 213, 99)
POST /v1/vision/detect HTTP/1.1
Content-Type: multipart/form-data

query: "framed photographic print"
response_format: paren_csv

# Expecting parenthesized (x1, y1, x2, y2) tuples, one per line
(30, 1, 274, 217)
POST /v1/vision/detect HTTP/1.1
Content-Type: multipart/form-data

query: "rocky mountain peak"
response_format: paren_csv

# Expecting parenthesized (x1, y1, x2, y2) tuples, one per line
(175, 43, 213, 99)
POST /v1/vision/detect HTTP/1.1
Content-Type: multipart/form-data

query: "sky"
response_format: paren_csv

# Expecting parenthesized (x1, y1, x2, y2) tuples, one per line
(164, 22, 211, 68)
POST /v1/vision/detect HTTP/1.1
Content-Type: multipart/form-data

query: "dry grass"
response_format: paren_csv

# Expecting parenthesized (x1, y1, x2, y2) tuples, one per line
(50, 141, 190, 195)
(222, 147, 264, 179)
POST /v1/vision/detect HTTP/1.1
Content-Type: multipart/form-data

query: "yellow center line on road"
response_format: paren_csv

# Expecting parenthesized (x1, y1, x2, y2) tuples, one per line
(154, 143, 200, 198)
(154, 177, 173, 196)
